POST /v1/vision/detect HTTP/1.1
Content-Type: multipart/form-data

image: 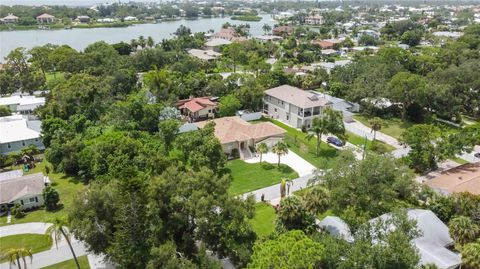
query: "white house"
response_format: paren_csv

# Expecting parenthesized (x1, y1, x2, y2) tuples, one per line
(0, 115, 44, 155)
(0, 172, 49, 211)
(305, 14, 324, 25)
(0, 95, 45, 114)
(263, 85, 332, 128)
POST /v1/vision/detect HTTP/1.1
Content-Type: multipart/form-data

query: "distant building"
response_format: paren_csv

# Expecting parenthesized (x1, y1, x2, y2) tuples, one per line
(0, 95, 45, 114)
(305, 14, 324, 25)
(254, 35, 283, 42)
(0, 115, 44, 155)
(1, 13, 19, 24)
(76, 15, 91, 23)
(0, 172, 49, 211)
(187, 49, 221, 62)
(212, 27, 247, 42)
(272, 25, 294, 37)
(205, 38, 232, 51)
(432, 31, 463, 39)
(263, 85, 332, 128)
(176, 97, 218, 122)
(36, 13, 56, 24)
(123, 16, 137, 21)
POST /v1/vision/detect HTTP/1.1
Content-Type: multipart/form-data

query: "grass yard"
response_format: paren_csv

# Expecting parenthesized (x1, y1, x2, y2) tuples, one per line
(450, 156, 469, 165)
(0, 160, 87, 226)
(353, 115, 413, 139)
(227, 160, 298, 195)
(0, 234, 52, 262)
(41, 255, 90, 269)
(346, 131, 396, 153)
(267, 119, 340, 169)
(249, 203, 277, 238)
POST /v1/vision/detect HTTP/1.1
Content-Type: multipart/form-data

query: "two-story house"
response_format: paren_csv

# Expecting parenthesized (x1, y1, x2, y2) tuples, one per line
(263, 85, 331, 128)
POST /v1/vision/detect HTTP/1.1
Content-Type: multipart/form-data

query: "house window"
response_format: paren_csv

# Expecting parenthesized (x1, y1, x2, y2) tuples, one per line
(274, 108, 277, 112)
(35, 138, 39, 142)
(286, 115, 289, 120)
(281, 101, 284, 105)
(22, 141, 25, 146)
(7, 143, 11, 149)
(29, 197, 35, 203)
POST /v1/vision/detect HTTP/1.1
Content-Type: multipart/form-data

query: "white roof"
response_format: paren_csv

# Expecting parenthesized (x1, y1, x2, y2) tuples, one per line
(0, 95, 45, 108)
(265, 85, 331, 109)
(317, 216, 354, 242)
(371, 209, 461, 269)
(0, 115, 41, 144)
(188, 49, 221, 61)
(0, 170, 23, 182)
(205, 38, 232, 47)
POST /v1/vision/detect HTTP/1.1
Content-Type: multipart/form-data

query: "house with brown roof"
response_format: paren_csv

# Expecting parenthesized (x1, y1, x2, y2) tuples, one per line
(312, 40, 335, 49)
(0, 172, 49, 212)
(1, 14, 19, 24)
(425, 162, 480, 195)
(263, 85, 332, 128)
(176, 97, 218, 122)
(36, 13, 56, 24)
(187, 49, 221, 61)
(272, 25, 294, 37)
(212, 27, 247, 42)
(195, 116, 285, 159)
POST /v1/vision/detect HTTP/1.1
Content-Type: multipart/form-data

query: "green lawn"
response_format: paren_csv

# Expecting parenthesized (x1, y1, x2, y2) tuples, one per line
(353, 115, 414, 139)
(267, 119, 340, 169)
(346, 131, 396, 153)
(0, 234, 52, 262)
(45, 72, 66, 85)
(227, 160, 298, 195)
(249, 203, 277, 238)
(41, 255, 90, 269)
(450, 156, 469, 165)
(0, 160, 87, 226)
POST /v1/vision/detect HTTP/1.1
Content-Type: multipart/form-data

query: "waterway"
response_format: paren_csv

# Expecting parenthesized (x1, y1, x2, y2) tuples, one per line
(0, 14, 275, 61)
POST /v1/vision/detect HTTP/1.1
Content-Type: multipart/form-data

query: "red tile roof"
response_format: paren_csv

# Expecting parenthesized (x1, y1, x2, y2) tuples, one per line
(177, 97, 217, 113)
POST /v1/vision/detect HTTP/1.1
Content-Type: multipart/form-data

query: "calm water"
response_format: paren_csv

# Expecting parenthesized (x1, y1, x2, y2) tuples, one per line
(0, 14, 275, 61)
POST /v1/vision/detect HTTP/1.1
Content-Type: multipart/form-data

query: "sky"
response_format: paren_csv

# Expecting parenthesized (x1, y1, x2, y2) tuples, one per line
(0, 0, 161, 7)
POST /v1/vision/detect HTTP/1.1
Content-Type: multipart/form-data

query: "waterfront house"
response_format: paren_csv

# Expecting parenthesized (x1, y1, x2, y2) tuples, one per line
(0, 115, 44, 155)
(263, 85, 332, 128)
(76, 15, 91, 23)
(272, 25, 294, 37)
(0, 95, 45, 114)
(212, 27, 247, 42)
(1, 14, 19, 24)
(36, 13, 56, 24)
(176, 97, 218, 122)
(0, 172, 49, 211)
(205, 38, 232, 51)
(195, 116, 285, 159)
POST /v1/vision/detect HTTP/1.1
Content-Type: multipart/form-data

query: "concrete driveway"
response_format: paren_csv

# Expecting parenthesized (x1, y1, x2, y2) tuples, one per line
(245, 151, 316, 177)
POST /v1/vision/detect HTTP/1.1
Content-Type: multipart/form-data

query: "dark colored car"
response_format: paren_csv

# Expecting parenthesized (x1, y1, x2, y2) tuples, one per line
(474, 152, 480, 159)
(327, 136, 344, 147)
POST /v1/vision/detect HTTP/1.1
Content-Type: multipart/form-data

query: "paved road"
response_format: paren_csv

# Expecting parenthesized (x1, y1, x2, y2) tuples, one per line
(0, 223, 109, 269)
(242, 173, 317, 203)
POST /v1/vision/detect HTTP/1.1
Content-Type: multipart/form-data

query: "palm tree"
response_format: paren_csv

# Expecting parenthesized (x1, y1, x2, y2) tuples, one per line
(280, 178, 293, 198)
(303, 186, 329, 215)
(448, 216, 480, 247)
(2, 248, 32, 269)
(462, 239, 480, 269)
(306, 107, 345, 156)
(130, 39, 138, 52)
(272, 141, 288, 167)
(262, 23, 272, 35)
(46, 217, 81, 269)
(256, 143, 268, 163)
(138, 35, 146, 49)
(370, 117, 382, 142)
(146, 36, 155, 48)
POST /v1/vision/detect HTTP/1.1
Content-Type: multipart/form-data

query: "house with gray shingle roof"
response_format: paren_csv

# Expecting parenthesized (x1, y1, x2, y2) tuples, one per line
(0, 172, 49, 211)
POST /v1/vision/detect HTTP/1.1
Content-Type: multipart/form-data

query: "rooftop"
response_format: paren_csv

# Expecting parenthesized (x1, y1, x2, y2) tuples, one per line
(195, 116, 285, 144)
(177, 97, 217, 113)
(0, 115, 41, 144)
(265, 85, 331, 109)
(187, 49, 221, 61)
(425, 162, 480, 195)
(0, 172, 46, 204)
(0, 95, 45, 107)
(205, 38, 232, 47)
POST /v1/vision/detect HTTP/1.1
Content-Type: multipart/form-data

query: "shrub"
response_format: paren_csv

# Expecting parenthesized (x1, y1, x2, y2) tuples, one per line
(230, 148, 240, 159)
(11, 203, 25, 218)
(42, 186, 60, 211)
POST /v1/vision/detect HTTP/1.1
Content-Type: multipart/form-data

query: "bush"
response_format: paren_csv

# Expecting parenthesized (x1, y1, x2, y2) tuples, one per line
(230, 148, 240, 159)
(11, 203, 25, 218)
(369, 141, 389, 154)
(42, 186, 60, 211)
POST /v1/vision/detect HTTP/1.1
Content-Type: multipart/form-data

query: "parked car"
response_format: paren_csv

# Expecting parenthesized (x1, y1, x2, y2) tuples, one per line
(327, 136, 344, 147)
(474, 152, 480, 159)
